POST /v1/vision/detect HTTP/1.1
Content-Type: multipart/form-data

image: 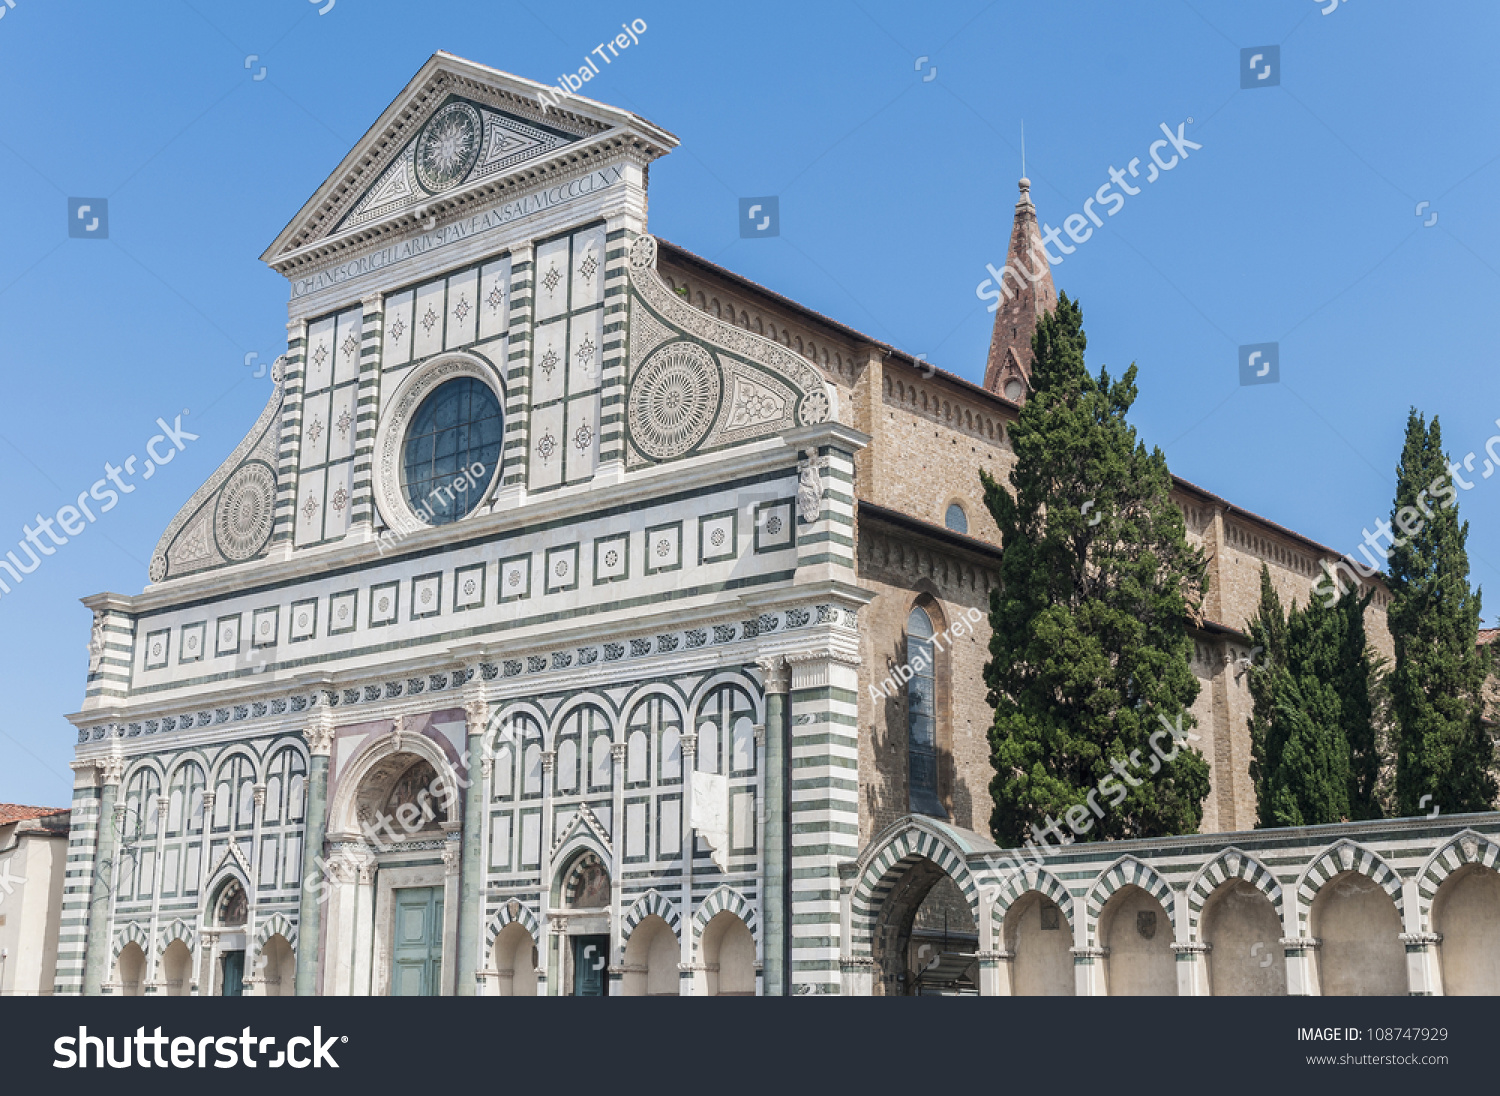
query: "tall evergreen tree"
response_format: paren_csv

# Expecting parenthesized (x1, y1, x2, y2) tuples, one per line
(981, 293, 1210, 846)
(1248, 564, 1381, 827)
(1387, 410, 1497, 815)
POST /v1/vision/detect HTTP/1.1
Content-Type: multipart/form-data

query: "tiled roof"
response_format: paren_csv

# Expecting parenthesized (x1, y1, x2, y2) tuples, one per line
(1480, 628, 1499, 646)
(0, 804, 69, 825)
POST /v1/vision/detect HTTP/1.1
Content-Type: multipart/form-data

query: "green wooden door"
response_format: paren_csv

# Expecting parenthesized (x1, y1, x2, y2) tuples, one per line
(221, 951, 245, 997)
(392, 887, 444, 996)
(572, 935, 610, 996)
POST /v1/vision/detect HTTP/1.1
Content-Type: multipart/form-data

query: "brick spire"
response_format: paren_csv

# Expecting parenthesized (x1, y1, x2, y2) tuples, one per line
(982, 178, 1057, 404)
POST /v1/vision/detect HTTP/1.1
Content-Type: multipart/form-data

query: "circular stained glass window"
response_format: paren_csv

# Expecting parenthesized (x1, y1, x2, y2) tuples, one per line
(401, 377, 503, 526)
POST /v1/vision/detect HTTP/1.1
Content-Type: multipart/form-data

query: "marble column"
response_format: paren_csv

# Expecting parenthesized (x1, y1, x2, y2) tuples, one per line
(758, 657, 790, 996)
(294, 711, 335, 995)
(81, 752, 125, 996)
(456, 695, 488, 996)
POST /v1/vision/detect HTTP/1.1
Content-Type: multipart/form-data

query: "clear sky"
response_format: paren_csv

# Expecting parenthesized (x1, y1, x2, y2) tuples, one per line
(1, 0, 1496, 807)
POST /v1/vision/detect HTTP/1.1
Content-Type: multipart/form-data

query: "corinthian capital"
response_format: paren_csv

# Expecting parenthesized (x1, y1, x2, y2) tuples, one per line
(304, 713, 335, 757)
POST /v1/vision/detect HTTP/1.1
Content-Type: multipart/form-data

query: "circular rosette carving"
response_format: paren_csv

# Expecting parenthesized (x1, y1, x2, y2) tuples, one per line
(628, 234, 658, 270)
(214, 462, 276, 562)
(148, 554, 168, 583)
(414, 101, 483, 194)
(628, 342, 722, 460)
(798, 388, 830, 426)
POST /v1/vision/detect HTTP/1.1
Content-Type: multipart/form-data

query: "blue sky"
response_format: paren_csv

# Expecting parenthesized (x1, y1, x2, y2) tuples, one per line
(1, 0, 1496, 806)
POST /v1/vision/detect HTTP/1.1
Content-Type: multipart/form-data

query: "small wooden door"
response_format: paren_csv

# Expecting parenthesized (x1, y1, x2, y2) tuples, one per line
(221, 951, 245, 997)
(392, 887, 444, 996)
(572, 935, 610, 997)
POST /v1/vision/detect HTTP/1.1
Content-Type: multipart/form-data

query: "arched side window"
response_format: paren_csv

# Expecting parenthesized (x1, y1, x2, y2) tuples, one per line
(944, 503, 968, 535)
(626, 696, 682, 785)
(263, 747, 307, 826)
(906, 605, 946, 818)
(556, 705, 611, 795)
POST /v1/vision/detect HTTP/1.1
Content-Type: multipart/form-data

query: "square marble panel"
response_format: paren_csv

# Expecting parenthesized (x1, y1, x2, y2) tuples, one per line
(593, 533, 630, 585)
(699, 510, 737, 565)
(644, 521, 682, 575)
(179, 621, 206, 664)
(143, 629, 169, 671)
(251, 606, 279, 649)
(369, 581, 399, 627)
(215, 614, 241, 658)
(454, 563, 486, 611)
(411, 572, 443, 620)
(499, 554, 531, 602)
(289, 598, 318, 642)
(329, 590, 358, 635)
(545, 543, 579, 593)
(754, 500, 795, 553)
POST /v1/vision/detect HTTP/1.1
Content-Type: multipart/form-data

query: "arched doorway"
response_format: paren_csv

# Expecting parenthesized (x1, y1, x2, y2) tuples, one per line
(1432, 864, 1500, 995)
(1201, 881, 1286, 996)
(700, 911, 756, 996)
(256, 935, 295, 997)
(210, 878, 249, 997)
(558, 850, 612, 997)
(1309, 870, 1406, 995)
(492, 922, 539, 996)
(323, 727, 463, 997)
(621, 915, 679, 996)
(1098, 885, 1175, 996)
(871, 859, 978, 996)
(115, 942, 146, 997)
(160, 940, 193, 997)
(1004, 892, 1074, 996)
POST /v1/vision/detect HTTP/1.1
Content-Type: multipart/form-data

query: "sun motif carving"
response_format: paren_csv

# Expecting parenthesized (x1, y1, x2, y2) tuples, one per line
(710, 528, 726, 547)
(414, 101, 483, 193)
(420, 587, 434, 605)
(555, 559, 569, 578)
(604, 549, 619, 569)
(766, 515, 783, 536)
(542, 265, 562, 295)
(627, 343, 721, 461)
(536, 431, 557, 462)
(573, 422, 594, 454)
(656, 538, 671, 557)
(578, 252, 598, 283)
(463, 579, 477, 596)
(420, 306, 439, 334)
(507, 569, 521, 587)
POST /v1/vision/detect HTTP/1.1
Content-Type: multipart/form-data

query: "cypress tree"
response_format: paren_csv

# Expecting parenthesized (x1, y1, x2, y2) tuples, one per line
(981, 293, 1210, 847)
(1247, 565, 1381, 827)
(1387, 410, 1497, 815)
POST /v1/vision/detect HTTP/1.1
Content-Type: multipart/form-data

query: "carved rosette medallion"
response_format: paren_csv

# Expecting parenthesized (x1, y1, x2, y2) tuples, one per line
(213, 462, 276, 562)
(627, 342, 722, 461)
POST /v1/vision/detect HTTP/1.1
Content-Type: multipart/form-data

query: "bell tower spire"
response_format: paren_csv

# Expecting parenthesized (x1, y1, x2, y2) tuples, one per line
(982, 177, 1057, 404)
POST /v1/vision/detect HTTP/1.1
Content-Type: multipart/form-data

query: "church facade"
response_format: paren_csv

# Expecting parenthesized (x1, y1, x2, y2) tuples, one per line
(58, 53, 1500, 998)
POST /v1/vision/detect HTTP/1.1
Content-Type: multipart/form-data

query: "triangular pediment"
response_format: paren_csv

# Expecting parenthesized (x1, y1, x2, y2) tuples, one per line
(262, 52, 676, 273)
